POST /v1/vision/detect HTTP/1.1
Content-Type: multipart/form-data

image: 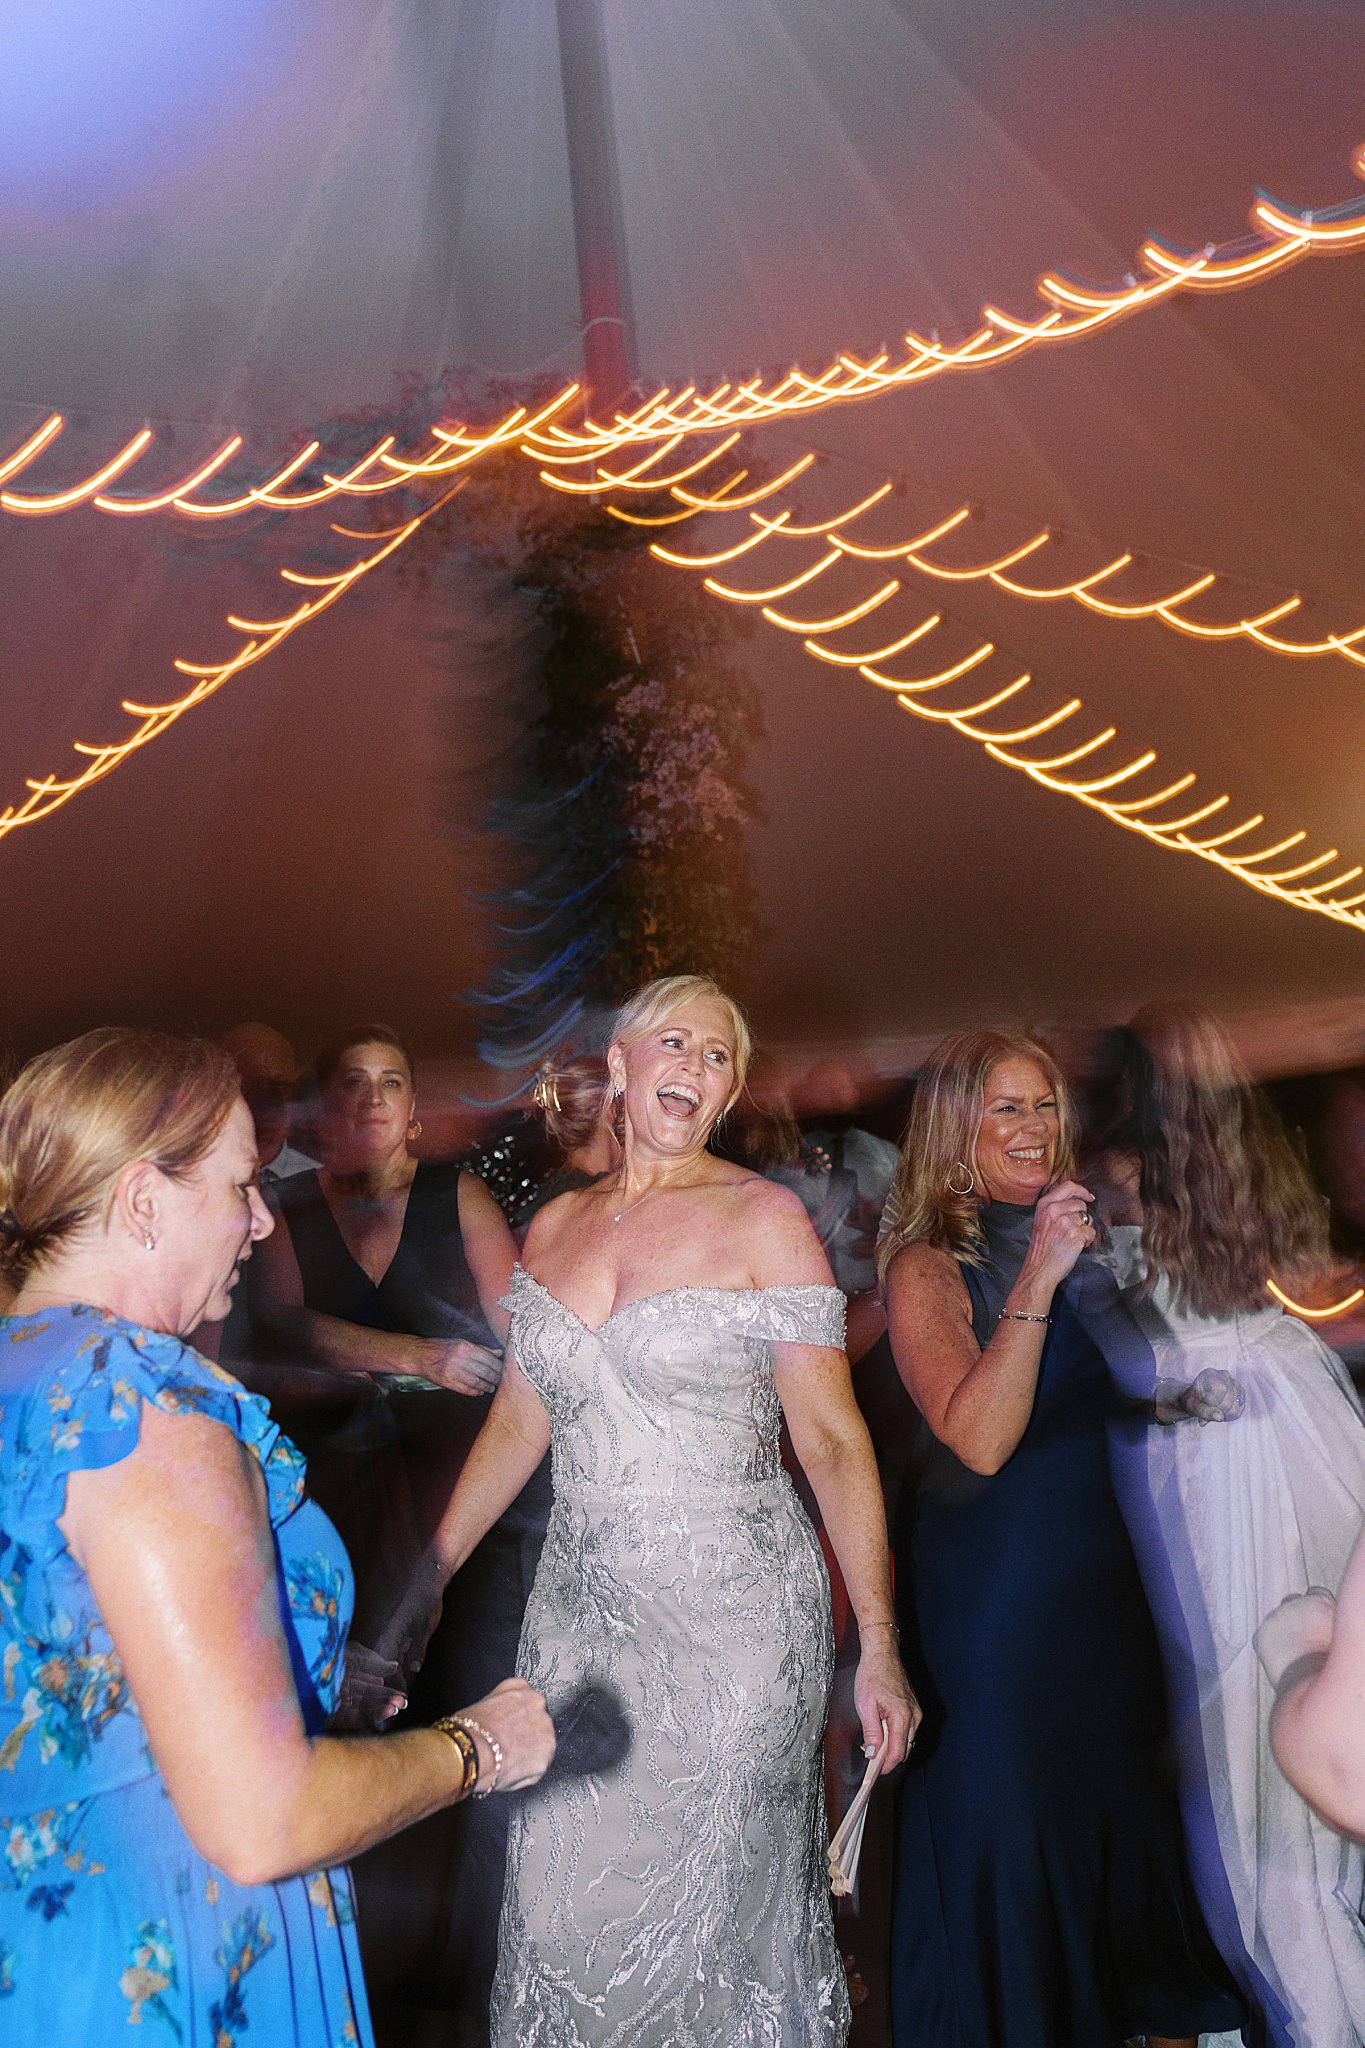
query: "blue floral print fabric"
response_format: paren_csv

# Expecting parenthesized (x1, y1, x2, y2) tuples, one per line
(0, 1305, 373, 2045)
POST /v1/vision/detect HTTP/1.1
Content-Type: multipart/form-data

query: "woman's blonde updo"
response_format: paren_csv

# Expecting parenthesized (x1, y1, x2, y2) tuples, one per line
(608, 975, 753, 1128)
(877, 1029, 1077, 1280)
(0, 1027, 241, 1282)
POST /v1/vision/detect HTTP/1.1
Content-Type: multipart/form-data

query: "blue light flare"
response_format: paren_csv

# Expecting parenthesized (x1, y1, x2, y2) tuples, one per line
(0, 0, 296, 199)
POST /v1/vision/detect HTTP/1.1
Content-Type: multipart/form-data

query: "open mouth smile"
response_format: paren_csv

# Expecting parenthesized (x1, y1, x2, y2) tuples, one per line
(657, 1083, 701, 1121)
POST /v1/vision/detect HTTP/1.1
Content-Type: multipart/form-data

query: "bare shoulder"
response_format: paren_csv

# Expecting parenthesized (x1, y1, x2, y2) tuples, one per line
(521, 1182, 602, 1260)
(457, 1168, 505, 1218)
(722, 1171, 834, 1286)
(885, 1238, 972, 1314)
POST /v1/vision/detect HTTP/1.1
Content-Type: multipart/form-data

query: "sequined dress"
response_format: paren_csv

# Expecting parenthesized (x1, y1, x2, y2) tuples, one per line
(490, 1267, 850, 2048)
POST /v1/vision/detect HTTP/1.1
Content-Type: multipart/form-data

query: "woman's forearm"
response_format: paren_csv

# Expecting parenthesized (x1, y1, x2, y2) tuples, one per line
(933, 1260, 1058, 1472)
(800, 1418, 895, 1632)
(935, 1318, 1050, 1474)
(266, 1304, 424, 1379)
(242, 1726, 467, 1884)
(429, 1403, 549, 1577)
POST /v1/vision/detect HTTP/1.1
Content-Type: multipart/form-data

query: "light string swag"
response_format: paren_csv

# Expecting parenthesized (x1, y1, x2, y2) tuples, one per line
(3, 142, 1365, 516)
(600, 459, 1365, 938)
(610, 462, 1365, 677)
(0, 486, 464, 840)
(4, 137, 1365, 929)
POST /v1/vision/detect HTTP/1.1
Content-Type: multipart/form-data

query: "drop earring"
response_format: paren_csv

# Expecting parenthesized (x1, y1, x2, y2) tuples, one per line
(946, 1162, 975, 1197)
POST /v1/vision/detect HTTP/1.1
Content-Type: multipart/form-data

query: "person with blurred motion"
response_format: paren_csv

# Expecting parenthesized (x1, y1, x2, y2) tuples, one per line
(1091, 1002, 1365, 2044)
(251, 1024, 521, 2043)
(880, 1030, 1244, 2048)
(220, 1021, 320, 1183)
(1260, 1526, 1365, 1844)
(0, 1027, 554, 2047)
(523, 1051, 620, 1223)
(374, 974, 918, 2048)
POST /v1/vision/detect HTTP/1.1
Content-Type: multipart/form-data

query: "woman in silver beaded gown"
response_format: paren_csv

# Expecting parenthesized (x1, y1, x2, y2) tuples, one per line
(375, 976, 917, 2048)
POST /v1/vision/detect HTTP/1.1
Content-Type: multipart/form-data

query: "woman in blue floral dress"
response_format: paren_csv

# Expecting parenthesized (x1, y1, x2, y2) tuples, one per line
(0, 1028, 554, 2045)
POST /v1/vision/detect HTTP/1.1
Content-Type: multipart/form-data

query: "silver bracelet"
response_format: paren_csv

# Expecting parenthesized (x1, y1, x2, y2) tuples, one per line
(998, 1309, 1051, 1325)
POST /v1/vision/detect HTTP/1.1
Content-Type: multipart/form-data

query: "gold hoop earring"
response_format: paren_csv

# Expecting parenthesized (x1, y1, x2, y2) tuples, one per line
(946, 1161, 975, 1198)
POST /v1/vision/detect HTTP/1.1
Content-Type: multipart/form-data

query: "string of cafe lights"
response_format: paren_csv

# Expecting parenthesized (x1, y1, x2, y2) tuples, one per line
(0, 392, 574, 520)
(3, 142, 1365, 521)
(0, 488, 462, 841)
(527, 144, 1365, 459)
(594, 447, 1365, 676)
(598, 469, 1365, 940)
(1266, 1279, 1365, 1319)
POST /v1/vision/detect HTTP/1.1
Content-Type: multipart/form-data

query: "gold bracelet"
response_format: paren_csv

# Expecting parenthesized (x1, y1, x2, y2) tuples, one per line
(431, 1716, 479, 1798)
(450, 1711, 503, 1798)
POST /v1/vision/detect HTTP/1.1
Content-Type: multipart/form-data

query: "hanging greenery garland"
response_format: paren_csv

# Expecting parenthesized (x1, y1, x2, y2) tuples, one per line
(387, 378, 762, 1196)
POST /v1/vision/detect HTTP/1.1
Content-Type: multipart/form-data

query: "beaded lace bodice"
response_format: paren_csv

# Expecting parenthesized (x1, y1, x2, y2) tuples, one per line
(490, 1266, 850, 2048)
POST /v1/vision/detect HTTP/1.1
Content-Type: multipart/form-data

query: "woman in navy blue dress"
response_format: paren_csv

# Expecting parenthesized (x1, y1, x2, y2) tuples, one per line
(880, 1030, 1243, 2048)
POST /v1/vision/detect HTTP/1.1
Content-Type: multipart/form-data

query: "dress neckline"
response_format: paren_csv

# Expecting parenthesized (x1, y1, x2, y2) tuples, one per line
(512, 1263, 840, 1340)
(311, 1161, 426, 1296)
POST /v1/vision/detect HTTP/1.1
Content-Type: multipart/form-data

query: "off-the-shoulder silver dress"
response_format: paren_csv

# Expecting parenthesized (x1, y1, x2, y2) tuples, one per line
(490, 1267, 850, 2048)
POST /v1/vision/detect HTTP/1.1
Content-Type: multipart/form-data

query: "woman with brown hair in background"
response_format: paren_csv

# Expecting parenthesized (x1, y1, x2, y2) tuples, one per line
(881, 1028, 1243, 2048)
(1093, 1002, 1365, 2045)
(252, 1024, 522, 2045)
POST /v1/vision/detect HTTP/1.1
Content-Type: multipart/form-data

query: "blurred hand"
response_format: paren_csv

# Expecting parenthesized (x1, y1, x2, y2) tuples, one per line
(460, 1676, 556, 1794)
(371, 1546, 449, 1679)
(331, 1642, 407, 1731)
(421, 1340, 505, 1397)
(1255, 1588, 1338, 1690)
(853, 1639, 921, 1774)
(1156, 1368, 1246, 1426)
(1021, 1180, 1096, 1295)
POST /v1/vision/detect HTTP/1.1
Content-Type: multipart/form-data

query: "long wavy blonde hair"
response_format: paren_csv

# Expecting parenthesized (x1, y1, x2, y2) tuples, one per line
(877, 1030, 1077, 1280)
(1110, 1003, 1331, 1316)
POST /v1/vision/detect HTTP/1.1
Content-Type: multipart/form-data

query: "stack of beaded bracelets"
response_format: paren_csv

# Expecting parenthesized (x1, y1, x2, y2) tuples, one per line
(433, 1711, 505, 1799)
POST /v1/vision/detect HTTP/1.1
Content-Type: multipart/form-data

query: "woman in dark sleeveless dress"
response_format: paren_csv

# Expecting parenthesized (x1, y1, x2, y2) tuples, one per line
(252, 1024, 520, 2046)
(880, 1030, 1244, 2048)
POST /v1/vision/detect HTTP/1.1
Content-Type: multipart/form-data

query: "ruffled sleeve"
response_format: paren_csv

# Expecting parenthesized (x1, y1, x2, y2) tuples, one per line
(1, 1309, 305, 1567)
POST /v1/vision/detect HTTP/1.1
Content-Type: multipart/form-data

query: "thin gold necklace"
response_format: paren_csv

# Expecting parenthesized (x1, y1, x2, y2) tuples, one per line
(611, 1181, 655, 1225)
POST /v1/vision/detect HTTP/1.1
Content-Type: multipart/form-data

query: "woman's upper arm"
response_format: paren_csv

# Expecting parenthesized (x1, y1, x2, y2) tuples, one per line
(745, 1179, 838, 1290)
(60, 1405, 312, 1884)
(458, 1170, 517, 1343)
(489, 1347, 552, 1450)
(884, 1243, 980, 1434)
